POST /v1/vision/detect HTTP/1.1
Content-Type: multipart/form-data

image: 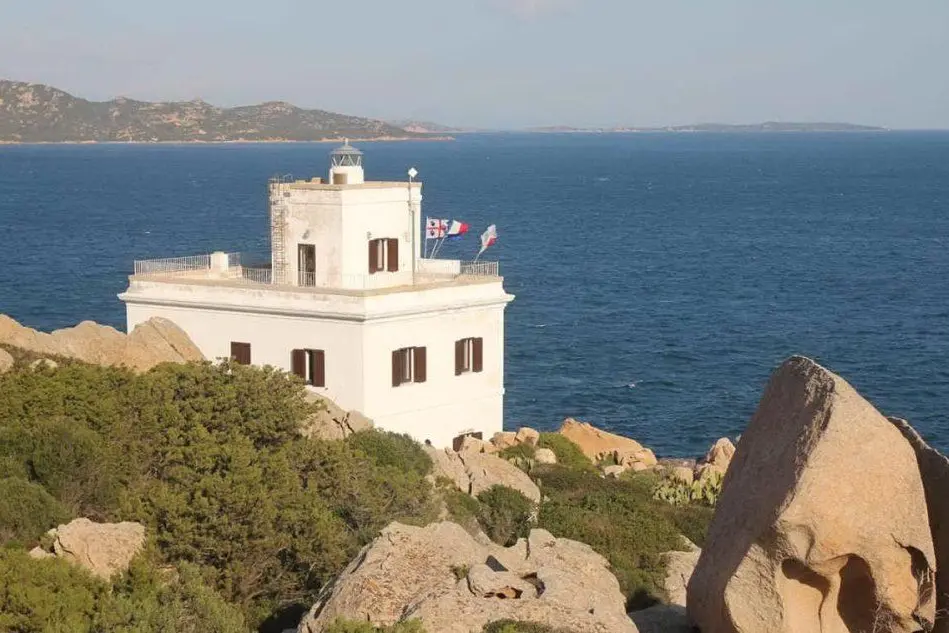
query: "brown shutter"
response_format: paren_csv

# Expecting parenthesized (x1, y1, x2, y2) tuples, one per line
(312, 350, 325, 387)
(368, 240, 378, 273)
(472, 338, 483, 373)
(413, 347, 427, 383)
(231, 342, 250, 365)
(387, 238, 399, 272)
(291, 349, 306, 379)
(392, 349, 402, 386)
(455, 340, 464, 375)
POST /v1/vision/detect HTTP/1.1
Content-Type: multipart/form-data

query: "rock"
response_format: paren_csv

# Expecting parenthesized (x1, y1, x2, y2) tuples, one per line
(603, 464, 627, 479)
(425, 447, 541, 503)
(630, 605, 691, 633)
(891, 417, 949, 633)
(687, 356, 936, 633)
(514, 427, 540, 447)
(0, 314, 203, 372)
(29, 358, 58, 370)
(490, 431, 518, 451)
(694, 437, 735, 483)
(28, 546, 53, 560)
(34, 518, 146, 580)
(667, 466, 694, 485)
(458, 435, 495, 454)
(534, 448, 557, 465)
(301, 392, 373, 441)
(0, 348, 13, 373)
(298, 522, 637, 633)
(629, 461, 649, 473)
(661, 547, 700, 608)
(559, 418, 657, 468)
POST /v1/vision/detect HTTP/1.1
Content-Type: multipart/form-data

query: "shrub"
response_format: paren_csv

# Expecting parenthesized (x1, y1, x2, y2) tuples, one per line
(0, 477, 70, 546)
(535, 466, 693, 606)
(325, 618, 427, 633)
(652, 470, 723, 508)
(476, 485, 534, 546)
(347, 430, 433, 478)
(536, 433, 593, 471)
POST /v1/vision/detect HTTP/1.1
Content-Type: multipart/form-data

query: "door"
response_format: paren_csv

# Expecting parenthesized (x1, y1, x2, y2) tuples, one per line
(298, 244, 316, 286)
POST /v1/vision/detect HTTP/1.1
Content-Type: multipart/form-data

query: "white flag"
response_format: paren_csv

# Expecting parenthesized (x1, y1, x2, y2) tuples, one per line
(478, 225, 498, 255)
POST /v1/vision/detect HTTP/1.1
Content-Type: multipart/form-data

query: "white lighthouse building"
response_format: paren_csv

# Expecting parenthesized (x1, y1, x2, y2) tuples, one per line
(120, 143, 514, 447)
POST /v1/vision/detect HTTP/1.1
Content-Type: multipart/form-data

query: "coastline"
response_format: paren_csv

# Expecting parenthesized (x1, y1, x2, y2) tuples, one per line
(0, 135, 455, 146)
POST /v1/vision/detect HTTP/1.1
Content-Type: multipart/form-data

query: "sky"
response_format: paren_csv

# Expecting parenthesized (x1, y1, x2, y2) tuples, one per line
(1, 0, 948, 129)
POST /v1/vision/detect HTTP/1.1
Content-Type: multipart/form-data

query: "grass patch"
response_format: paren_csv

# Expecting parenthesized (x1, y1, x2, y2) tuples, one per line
(536, 433, 594, 471)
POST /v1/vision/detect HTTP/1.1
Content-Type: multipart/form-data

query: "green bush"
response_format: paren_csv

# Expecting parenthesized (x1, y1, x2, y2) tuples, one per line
(325, 618, 427, 633)
(476, 485, 534, 546)
(0, 477, 70, 546)
(535, 466, 701, 607)
(346, 430, 432, 477)
(653, 470, 723, 508)
(536, 434, 593, 471)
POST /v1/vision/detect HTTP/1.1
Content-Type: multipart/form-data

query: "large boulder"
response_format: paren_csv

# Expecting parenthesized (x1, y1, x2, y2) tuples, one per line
(0, 348, 13, 373)
(29, 518, 146, 580)
(298, 522, 637, 633)
(661, 539, 701, 608)
(687, 356, 936, 633)
(0, 314, 203, 371)
(426, 446, 541, 503)
(694, 437, 735, 483)
(891, 417, 949, 633)
(559, 418, 657, 468)
(301, 392, 373, 441)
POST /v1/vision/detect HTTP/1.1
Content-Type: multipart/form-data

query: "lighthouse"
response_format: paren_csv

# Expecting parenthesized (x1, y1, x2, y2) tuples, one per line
(120, 144, 514, 447)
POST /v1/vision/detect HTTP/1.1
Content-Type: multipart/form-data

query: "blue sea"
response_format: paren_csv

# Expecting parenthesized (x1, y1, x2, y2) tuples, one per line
(2, 133, 949, 457)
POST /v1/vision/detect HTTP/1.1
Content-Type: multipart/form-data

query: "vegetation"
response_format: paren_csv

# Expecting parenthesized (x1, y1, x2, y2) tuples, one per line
(482, 621, 576, 633)
(652, 470, 724, 508)
(536, 433, 594, 471)
(325, 619, 427, 633)
(476, 485, 535, 546)
(533, 465, 713, 608)
(0, 361, 435, 631)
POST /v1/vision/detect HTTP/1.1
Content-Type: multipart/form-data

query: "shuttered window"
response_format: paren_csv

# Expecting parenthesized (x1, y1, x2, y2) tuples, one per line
(368, 238, 399, 274)
(291, 348, 325, 387)
(230, 342, 251, 365)
(392, 346, 426, 386)
(455, 337, 483, 375)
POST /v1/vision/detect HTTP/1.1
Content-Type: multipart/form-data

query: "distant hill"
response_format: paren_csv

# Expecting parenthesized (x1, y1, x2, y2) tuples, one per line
(0, 80, 428, 143)
(387, 119, 470, 134)
(528, 121, 887, 133)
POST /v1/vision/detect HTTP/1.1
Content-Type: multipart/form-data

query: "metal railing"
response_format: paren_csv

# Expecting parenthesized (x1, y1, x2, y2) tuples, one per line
(298, 271, 317, 287)
(459, 261, 499, 277)
(134, 254, 211, 276)
(241, 266, 272, 285)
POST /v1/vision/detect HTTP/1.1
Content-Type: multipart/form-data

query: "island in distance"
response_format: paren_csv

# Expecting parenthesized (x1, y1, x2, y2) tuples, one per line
(0, 80, 435, 143)
(0, 79, 887, 144)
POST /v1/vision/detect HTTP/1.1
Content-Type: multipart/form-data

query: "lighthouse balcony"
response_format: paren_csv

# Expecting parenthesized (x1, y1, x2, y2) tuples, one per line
(129, 251, 500, 296)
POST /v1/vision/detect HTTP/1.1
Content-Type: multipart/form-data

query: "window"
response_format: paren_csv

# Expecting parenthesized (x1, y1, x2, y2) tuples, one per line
(392, 347, 426, 386)
(368, 238, 399, 274)
(291, 349, 325, 387)
(230, 342, 251, 365)
(455, 337, 483, 375)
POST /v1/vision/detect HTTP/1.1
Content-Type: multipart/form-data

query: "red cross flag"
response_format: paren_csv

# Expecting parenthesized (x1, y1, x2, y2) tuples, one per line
(478, 225, 498, 255)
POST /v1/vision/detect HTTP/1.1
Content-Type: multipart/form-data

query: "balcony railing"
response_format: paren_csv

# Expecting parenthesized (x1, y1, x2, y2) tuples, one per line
(132, 252, 500, 290)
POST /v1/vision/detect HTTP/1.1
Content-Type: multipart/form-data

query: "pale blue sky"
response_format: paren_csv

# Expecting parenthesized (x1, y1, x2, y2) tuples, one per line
(1, 0, 948, 129)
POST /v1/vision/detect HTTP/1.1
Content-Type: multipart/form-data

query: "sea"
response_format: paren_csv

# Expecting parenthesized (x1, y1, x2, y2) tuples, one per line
(2, 132, 949, 457)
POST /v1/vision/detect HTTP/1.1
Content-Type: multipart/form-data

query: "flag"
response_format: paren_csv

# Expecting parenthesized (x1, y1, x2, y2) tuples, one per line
(446, 220, 469, 238)
(425, 218, 447, 239)
(479, 225, 497, 255)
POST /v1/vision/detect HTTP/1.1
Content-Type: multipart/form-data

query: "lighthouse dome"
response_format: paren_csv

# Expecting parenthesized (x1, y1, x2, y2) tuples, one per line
(329, 139, 365, 184)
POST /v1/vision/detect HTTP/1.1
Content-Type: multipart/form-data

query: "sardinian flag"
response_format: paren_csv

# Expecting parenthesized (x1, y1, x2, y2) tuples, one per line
(426, 218, 448, 239)
(478, 224, 498, 255)
(446, 220, 469, 239)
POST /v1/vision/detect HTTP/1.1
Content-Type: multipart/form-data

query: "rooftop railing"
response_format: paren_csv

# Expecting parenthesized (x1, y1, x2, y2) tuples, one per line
(132, 252, 500, 290)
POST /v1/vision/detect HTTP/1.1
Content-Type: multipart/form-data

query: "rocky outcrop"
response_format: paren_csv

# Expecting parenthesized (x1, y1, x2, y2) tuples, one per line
(0, 315, 203, 371)
(630, 605, 691, 633)
(891, 417, 949, 633)
(661, 539, 700, 608)
(687, 356, 936, 633)
(426, 446, 541, 503)
(0, 348, 14, 373)
(534, 448, 557, 464)
(559, 418, 657, 470)
(298, 521, 637, 633)
(29, 518, 146, 580)
(694, 437, 735, 483)
(301, 392, 372, 441)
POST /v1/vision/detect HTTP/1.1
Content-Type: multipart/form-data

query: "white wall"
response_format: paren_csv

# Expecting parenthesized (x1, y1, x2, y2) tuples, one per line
(126, 302, 366, 413)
